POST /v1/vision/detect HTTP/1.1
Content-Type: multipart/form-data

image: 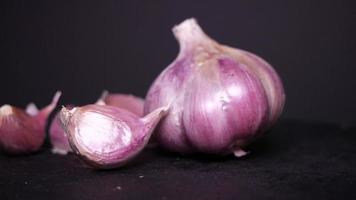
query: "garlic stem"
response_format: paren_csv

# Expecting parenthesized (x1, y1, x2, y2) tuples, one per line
(173, 18, 214, 56)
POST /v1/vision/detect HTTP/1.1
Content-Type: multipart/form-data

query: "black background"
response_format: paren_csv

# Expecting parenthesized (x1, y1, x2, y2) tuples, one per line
(1, 0, 356, 125)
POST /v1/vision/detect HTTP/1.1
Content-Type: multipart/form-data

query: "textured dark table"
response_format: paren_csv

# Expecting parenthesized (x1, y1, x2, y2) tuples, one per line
(1, 120, 355, 200)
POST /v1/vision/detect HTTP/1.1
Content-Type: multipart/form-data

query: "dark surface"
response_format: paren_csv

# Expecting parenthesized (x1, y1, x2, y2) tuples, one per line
(0, 120, 355, 200)
(1, 0, 356, 125)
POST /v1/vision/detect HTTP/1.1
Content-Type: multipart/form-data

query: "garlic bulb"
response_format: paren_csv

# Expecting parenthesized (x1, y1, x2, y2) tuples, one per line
(59, 104, 168, 169)
(0, 91, 61, 154)
(49, 92, 145, 155)
(144, 18, 285, 156)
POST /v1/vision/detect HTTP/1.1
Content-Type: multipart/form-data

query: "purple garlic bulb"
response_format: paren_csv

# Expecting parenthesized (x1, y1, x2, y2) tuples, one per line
(59, 104, 168, 169)
(144, 18, 285, 156)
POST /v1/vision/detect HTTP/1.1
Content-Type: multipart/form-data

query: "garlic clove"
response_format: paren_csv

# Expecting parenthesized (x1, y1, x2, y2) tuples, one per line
(59, 104, 168, 169)
(49, 91, 145, 155)
(0, 91, 61, 154)
(96, 90, 145, 117)
(182, 58, 269, 154)
(0, 105, 40, 153)
(220, 47, 285, 125)
(49, 105, 74, 155)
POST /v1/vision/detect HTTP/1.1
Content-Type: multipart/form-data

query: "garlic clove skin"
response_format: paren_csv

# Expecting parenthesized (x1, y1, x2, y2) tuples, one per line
(220, 46, 285, 126)
(59, 104, 168, 169)
(0, 91, 61, 154)
(144, 18, 285, 156)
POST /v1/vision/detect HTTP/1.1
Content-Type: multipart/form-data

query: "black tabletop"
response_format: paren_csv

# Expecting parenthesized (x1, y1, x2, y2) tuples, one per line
(1, 120, 355, 200)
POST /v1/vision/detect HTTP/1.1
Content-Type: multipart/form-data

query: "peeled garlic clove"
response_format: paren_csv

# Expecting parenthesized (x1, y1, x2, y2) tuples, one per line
(96, 91, 145, 116)
(59, 104, 168, 169)
(144, 18, 285, 156)
(0, 91, 61, 154)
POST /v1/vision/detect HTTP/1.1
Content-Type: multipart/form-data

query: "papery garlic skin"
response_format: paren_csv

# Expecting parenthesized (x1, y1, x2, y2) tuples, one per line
(144, 19, 285, 156)
(59, 104, 168, 169)
(0, 91, 61, 154)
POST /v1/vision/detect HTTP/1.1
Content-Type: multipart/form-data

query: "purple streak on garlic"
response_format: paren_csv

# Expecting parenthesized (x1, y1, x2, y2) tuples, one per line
(59, 104, 168, 169)
(144, 18, 285, 156)
(0, 91, 61, 154)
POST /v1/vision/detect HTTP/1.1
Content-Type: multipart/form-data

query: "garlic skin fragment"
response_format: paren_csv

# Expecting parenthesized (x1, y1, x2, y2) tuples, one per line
(59, 104, 168, 169)
(144, 18, 285, 156)
(0, 91, 61, 154)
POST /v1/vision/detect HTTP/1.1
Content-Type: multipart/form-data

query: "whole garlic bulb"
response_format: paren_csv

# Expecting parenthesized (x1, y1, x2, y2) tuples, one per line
(144, 18, 285, 156)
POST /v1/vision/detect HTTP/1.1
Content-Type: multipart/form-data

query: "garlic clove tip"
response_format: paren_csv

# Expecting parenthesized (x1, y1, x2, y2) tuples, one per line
(25, 103, 39, 116)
